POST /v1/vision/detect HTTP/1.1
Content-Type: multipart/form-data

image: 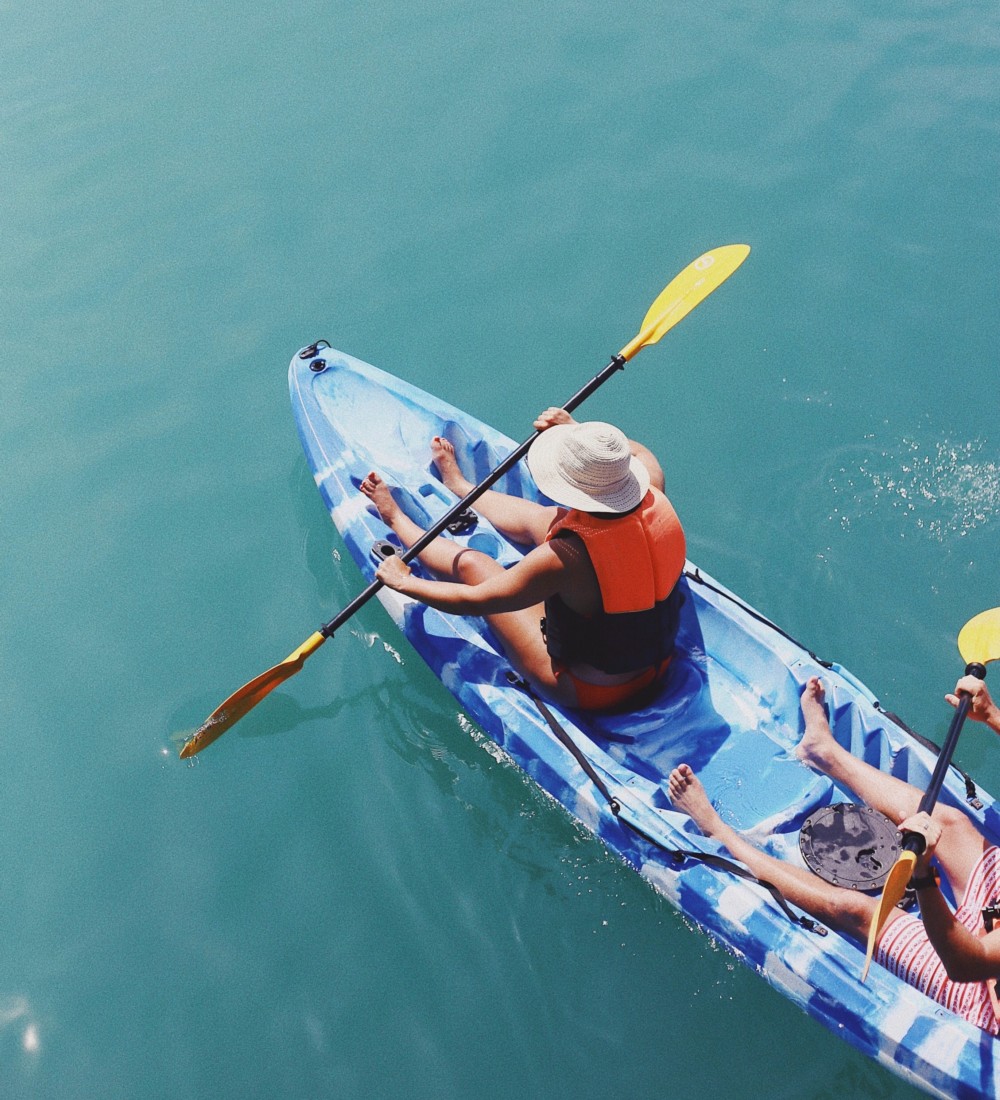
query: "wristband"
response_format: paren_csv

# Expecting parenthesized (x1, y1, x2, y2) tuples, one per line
(910, 868, 940, 891)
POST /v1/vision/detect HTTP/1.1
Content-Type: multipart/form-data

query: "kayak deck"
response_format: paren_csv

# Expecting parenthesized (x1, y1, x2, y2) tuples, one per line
(291, 344, 1000, 1100)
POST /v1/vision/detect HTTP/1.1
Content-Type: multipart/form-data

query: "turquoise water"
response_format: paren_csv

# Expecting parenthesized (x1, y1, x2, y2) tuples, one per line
(3, 1, 999, 1096)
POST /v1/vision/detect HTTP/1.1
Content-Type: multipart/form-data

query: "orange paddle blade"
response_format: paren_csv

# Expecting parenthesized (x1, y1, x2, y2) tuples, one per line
(179, 631, 326, 758)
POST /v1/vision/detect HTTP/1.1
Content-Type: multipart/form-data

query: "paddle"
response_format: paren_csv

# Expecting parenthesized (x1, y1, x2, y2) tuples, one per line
(179, 244, 751, 758)
(861, 606, 1000, 980)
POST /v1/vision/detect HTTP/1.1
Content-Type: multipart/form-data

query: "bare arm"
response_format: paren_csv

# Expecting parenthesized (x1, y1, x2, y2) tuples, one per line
(375, 540, 576, 616)
(902, 811, 1000, 981)
(915, 885, 1000, 982)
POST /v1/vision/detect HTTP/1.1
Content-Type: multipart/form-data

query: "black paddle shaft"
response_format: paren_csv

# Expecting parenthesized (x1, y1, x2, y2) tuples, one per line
(317, 353, 628, 639)
(904, 661, 988, 855)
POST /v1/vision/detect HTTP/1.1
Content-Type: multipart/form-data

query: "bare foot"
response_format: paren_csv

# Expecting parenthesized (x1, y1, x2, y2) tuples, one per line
(360, 471, 402, 526)
(796, 676, 839, 770)
(430, 436, 473, 496)
(667, 764, 725, 837)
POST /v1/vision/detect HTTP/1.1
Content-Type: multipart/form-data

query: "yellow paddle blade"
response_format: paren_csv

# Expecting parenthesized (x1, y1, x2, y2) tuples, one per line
(179, 631, 327, 758)
(618, 244, 751, 361)
(861, 849, 916, 981)
(958, 607, 1000, 666)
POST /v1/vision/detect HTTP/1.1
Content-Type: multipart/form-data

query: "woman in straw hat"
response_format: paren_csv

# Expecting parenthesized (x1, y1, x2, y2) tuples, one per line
(360, 408, 686, 711)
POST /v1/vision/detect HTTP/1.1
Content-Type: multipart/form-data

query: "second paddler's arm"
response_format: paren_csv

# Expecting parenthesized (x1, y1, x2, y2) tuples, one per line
(902, 811, 1000, 983)
(914, 885, 1000, 982)
(374, 540, 572, 616)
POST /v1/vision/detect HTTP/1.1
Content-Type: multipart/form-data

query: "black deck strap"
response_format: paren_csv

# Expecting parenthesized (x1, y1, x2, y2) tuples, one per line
(505, 671, 827, 936)
(683, 569, 834, 669)
(506, 672, 620, 814)
(878, 706, 982, 810)
(622, 818, 828, 936)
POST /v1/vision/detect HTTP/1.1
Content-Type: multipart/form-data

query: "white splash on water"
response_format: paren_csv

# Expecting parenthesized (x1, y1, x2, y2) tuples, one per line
(830, 436, 999, 541)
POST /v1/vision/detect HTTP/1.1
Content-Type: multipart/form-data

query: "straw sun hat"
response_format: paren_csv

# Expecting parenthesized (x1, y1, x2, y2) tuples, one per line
(526, 421, 650, 515)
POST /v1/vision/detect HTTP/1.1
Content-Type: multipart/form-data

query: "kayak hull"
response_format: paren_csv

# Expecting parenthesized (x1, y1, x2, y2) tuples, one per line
(290, 344, 1000, 1099)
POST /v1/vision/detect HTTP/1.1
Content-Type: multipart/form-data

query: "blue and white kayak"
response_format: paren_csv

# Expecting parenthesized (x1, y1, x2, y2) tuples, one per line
(289, 343, 1000, 1100)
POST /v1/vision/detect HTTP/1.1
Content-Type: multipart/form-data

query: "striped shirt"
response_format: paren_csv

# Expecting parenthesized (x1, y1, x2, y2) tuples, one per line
(876, 845, 1000, 1034)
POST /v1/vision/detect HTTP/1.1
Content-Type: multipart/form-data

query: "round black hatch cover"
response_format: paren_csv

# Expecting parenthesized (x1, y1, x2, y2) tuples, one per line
(799, 803, 900, 891)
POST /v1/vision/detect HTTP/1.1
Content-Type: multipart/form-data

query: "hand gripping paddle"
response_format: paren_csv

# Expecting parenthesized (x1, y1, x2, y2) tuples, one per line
(861, 606, 1000, 980)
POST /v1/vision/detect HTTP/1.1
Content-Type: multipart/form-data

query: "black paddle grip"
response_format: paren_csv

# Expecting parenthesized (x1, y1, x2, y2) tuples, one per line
(903, 661, 990, 856)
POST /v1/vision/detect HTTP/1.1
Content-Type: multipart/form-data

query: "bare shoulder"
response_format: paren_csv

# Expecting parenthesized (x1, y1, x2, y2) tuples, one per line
(519, 538, 576, 574)
(513, 536, 591, 586)
(543, 531, 600, 613)
(545, 530, 590, 568)
(545, 531, 599, 589)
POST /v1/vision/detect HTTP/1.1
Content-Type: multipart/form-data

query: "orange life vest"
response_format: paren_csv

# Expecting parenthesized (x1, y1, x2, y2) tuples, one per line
(542, 488, 686, 673)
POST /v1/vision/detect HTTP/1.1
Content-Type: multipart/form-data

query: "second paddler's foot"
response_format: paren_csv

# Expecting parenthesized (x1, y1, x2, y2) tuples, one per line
(667, 764, 725, 838)
(360, 471, 403, 526)
(430, 436, 473, 496)
(796, 676, 839, 771)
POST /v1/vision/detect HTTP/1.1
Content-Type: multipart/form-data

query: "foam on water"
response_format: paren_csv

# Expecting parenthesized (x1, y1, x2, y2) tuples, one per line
(829, 436, 1000, 541)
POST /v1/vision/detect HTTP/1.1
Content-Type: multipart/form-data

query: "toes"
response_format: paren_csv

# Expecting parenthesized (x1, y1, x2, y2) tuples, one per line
(360, 471, 384, 497)
(667, 763, 692, 790)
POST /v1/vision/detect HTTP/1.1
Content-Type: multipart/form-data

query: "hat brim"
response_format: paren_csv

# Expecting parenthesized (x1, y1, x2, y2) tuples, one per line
(526, 424, 650, 514)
